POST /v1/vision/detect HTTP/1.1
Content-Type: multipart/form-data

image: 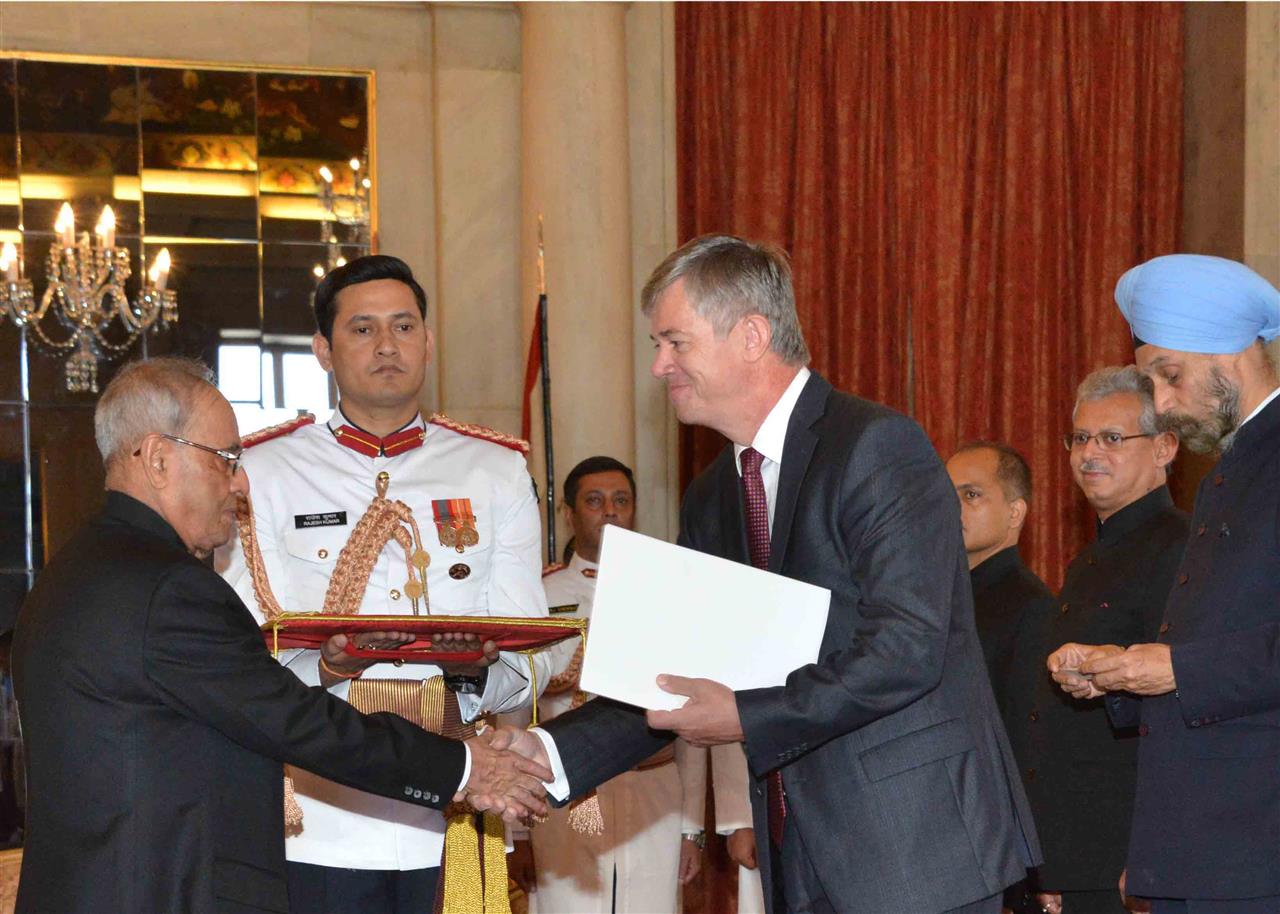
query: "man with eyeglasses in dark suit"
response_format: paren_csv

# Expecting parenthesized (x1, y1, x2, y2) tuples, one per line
(1021, 366, 1188, 914)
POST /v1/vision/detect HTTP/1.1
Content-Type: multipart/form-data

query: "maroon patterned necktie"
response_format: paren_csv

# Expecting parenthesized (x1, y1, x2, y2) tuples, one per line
(739, 447, 787, 846)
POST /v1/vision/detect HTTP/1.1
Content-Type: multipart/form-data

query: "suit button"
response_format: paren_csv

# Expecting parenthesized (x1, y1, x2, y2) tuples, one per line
(318, 548, 329, 559)
(1138, 724, 1150, 736)
(390, 589, 402, 601)
(1214, 474, 1225, 486)
(430, 793, 439, 803)
(1029, 710, 1039, 722)
(1219, 524, 1231, 537)
(1060, 602, 1070, 614)
(1159, 622, 1172, 634)
(1197, 524, 1207, 536)
(413, 788, 423, 798)
(1027, 768, 1036, 781)
(1178, 573, 1189, 585)
(1190, 719, 1201, 728)
(404, 786, 413, 796)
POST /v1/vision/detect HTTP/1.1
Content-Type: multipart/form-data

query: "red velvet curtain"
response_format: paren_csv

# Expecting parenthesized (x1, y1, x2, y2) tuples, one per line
(675, 5, 1183, 911)
(676, 1, 1182, 591)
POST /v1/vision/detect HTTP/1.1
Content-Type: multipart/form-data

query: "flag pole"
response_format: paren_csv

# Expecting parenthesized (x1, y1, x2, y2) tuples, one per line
(537, 216, 557, 565)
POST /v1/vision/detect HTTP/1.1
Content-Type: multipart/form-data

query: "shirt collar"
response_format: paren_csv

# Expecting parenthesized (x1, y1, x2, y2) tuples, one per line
(328, 406, 426, 458)
(734, 367, 811, 474)
(568, 552, 599, 577)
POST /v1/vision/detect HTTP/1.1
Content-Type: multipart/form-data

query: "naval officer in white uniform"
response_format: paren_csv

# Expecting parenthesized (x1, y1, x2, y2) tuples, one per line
(219, 255, 551, 914)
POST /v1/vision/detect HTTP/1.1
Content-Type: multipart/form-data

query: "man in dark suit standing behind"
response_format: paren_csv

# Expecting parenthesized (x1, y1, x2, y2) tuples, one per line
(495, 234, 1040, 914)
(13, 358, 549, 914)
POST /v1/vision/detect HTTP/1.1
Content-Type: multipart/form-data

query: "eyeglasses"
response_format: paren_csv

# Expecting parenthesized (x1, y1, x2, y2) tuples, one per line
(134, 434, 243, 474)
(1062, 431, 1153, 452)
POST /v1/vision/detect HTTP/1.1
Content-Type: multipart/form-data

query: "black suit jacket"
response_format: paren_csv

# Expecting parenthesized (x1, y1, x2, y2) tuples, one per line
(543, 373, 1040, 914)
(1111, 396, 1280, 902)
(970, 546, 1055, 741)
(13, 493, 466, 914)
(1023, 486, 1187, 892)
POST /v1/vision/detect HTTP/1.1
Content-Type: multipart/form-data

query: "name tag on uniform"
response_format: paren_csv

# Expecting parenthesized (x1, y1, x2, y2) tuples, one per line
(548, 603, 579, 615)
(294, 511, 348, 529)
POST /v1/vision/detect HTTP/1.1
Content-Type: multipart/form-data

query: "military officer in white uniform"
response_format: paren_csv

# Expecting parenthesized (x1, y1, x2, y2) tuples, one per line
(508, 456, 705, 914)
(218, 255, 551, 914)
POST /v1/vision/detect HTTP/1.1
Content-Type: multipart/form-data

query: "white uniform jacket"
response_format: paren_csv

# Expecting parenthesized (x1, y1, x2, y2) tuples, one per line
(218, 409, 551, 871)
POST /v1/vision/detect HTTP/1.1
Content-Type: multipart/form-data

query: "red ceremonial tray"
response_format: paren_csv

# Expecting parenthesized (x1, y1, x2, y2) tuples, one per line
(261, 613, 586, 663)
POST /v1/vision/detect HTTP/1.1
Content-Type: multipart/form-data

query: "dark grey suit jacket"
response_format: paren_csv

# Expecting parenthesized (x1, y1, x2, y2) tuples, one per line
(14, 493, 466, 914)
(542, 372, 1040, 914)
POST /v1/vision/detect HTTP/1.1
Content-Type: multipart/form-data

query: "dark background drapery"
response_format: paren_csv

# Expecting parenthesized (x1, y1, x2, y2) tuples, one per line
(674, 4, 1184, 912)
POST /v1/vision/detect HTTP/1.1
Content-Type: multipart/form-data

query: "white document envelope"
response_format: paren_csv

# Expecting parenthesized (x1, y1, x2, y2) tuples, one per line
(579, 525, 832, 711)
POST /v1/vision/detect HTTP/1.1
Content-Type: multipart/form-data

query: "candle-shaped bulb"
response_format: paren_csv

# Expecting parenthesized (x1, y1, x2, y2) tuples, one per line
(361, 177, 371, 190)
(0, 241, 17, 281)
(148, 247, 171, 292)
(349, 158, 360, 172)
(96, 205, 116, 250)
(55, 202, 75, 248)
(334, 256, 347, 268)
(318, 165, 334, 184)
(312, 264, 325, 278)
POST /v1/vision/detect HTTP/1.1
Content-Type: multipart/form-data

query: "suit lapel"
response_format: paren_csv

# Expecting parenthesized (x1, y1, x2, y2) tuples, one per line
(768, 373, 830, 573)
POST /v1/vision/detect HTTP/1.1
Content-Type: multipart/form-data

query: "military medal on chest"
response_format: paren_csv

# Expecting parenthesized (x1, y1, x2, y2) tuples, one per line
(432, 498, 480, 553)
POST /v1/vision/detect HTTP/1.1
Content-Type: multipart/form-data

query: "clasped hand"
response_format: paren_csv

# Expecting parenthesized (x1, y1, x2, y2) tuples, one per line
(458, 729, 554, 824)
(1047, 642, 1176, 698)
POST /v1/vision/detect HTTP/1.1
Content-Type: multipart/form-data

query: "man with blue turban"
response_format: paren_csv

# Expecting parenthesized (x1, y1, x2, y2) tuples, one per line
(1048, 254, 1280, 914)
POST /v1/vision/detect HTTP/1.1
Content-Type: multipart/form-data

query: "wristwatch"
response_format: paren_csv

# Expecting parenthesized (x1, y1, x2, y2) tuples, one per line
(682, 831, 706, 850)
(443, 669, 489, 695)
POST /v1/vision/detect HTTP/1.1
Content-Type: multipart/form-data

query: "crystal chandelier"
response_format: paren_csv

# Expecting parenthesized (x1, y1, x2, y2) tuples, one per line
(0, 203, 176, 394)
(312, 155, 372, 281)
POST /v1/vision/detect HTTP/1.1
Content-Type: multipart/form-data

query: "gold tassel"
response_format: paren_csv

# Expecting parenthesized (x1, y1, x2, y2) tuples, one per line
(567, 792, 604, 835)
(481, 812, 512, 913)
(283, 769, 304, 837)
(439, 809, 512, 913)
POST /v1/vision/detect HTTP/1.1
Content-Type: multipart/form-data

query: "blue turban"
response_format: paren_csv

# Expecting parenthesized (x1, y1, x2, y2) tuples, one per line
(1115, 254, 1280, 354)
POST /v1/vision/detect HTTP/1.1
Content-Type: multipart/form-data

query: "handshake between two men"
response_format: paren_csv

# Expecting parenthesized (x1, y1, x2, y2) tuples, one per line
(320, 628, 557, 824)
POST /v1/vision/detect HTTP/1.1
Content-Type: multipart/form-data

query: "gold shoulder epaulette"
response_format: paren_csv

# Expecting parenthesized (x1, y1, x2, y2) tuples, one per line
(428, 413, 530, 455)
(242, 413, 316, 449)
(542, 562, 567, 578)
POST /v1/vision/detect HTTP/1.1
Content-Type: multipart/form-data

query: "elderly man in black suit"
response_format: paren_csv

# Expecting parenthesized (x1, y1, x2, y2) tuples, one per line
(12, 357, 549, 914)
(1050, 255, 1280, 914)
(495, 234, 1040, 914)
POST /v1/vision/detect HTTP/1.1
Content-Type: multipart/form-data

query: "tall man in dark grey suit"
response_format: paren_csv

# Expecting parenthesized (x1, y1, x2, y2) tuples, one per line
(495, 235, 1040, 914)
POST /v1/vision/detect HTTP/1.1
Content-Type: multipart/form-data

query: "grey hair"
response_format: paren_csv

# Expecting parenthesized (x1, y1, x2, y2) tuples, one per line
(1072, 365, 1160, 436)
(94, 357, 216, 467)
(640, 234, 810, 366)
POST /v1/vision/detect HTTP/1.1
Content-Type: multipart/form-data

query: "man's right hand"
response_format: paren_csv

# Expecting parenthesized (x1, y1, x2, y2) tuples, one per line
(460, 732, 553, 824)
(725, 827, 757, 870)
(485, 724, 552, 772)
